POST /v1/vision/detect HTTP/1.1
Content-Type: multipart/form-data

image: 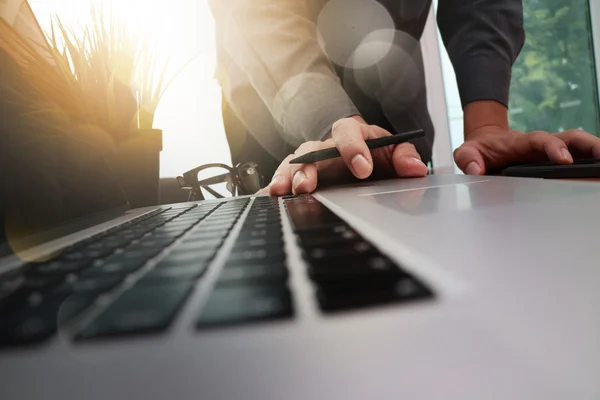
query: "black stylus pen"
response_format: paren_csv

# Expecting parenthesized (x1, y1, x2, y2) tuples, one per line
(289, 129, 425, 164)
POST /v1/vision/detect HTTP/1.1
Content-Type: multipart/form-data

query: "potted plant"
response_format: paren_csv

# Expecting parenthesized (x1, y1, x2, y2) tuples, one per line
(48, 5, 191, 207)
(1, 2, 191, 209)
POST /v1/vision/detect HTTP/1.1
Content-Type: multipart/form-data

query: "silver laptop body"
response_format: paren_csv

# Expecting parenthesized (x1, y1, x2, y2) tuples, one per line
(1, 174, 599, 400)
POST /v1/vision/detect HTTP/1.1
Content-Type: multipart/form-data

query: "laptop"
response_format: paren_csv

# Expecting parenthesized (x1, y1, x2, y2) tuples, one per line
(1, 173, 600, 399)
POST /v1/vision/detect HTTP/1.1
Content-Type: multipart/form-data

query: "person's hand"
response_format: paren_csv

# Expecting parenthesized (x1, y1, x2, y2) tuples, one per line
(261, 116, 428, 195)
(454, 126, 600, 175)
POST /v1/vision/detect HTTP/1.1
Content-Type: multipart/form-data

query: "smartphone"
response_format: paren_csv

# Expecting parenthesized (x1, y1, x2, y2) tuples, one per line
(502, 158, 600, 178)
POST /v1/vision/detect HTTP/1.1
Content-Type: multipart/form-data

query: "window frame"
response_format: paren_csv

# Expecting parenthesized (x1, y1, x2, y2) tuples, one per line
(590, 0, 600, 114)
(421, 7, 454, 172)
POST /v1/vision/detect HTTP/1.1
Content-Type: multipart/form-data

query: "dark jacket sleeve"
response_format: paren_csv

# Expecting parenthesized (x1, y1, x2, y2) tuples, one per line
(436, 0, 526, 108)
(210, 0, 360, 143)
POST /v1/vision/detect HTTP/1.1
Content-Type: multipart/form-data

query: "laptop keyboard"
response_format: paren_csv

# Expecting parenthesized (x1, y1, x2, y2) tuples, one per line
(197, 197, 292, 329)
(284, 195, 433, 312)
(0, 196, 433, 347)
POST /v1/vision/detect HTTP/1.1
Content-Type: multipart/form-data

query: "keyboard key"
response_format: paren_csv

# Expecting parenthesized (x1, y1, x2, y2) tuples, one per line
(155, 253, 211, 269)
(150, 231, 184, 242)
(86, 239, 125, 252)
(244, 214, 280, 222)
(177, 238, 224, 251)
(186, 229, 230, 240)
(76, 282, 193, 339)
(152, 226, 187, 237)
(237, 229, 282, 241)
(242, 221, 281, 231)
(307, 255, 402, 285)
(316, 276, 433, 312)
(0, 294, 96, 346)
(160, 248, 216, 264)
(201, 217, 238, 224)
(285, 195, 342, 231)
(53, 275, 123, 296)
(240, 222, 279, 231)
(124, 243, 165, 258)
(139, 262, 209, 282)
(197, 286, 293, 329)
(22, 275, 64, 291)
(80, 252, 149, 277)
(118, 248, 161, 260)
(83, 249, 113, 259)
(207, 212, 238, 218)
(132, 237, 173, 249)
(205, 212, 240, 219)
(296, 226, 359, 247)
(0, 270, 25, 301)
(303, 241, 375, 262)
(218, 263, 288, 286)
(155, 226, 188, 236)
(26, 260, 85, 276)
(112, 232, 140, 243)
(62, 252, 89, 262)
(163, 221, 196, 230)
(226, 248, 286, 264)
(0, 271, 30, 313)
(234, 237, 284, 249)
(245, 216, 281, 224)
(159, 226, 192, 235)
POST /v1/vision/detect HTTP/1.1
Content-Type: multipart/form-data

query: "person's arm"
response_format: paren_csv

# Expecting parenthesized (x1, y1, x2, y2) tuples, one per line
(438, 0, 600, 175)
(210, 0, 360, 143)
(436, 0, 525, 136)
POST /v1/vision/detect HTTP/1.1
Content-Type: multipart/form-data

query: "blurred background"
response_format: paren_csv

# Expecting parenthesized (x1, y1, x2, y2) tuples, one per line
(29, 0, 232, 180)
(27, 0, 600, 178)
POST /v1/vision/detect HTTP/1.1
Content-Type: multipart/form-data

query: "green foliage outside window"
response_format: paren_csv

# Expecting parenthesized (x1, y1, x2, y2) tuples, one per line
(509, 0, 600, 135)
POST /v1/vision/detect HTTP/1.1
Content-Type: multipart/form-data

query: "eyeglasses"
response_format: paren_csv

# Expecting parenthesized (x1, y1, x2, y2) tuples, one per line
(176, 162, 263, 201)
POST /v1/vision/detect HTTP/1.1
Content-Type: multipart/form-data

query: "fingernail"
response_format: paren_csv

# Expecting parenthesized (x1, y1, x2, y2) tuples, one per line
(271, 174, 284, 184)
(465, 161, 482, 175)
(561, 148, 573, 163)
(409, 157, 426, 167)
(292, 170, 307, 188)
(351, 154, 372, 178)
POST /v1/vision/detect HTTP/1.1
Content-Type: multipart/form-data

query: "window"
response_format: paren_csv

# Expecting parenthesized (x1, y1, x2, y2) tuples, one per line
(510, 0, 600, 135)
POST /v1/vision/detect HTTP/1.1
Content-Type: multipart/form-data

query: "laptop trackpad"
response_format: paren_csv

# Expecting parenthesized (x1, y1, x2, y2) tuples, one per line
(356, 177, 600, 215)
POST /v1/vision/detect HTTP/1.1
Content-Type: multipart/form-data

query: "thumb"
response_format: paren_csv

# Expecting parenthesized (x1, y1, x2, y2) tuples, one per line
(453, 143, 486, 175)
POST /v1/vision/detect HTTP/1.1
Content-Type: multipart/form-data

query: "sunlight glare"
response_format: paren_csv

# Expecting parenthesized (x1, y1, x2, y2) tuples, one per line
(29, 0, 231, 178)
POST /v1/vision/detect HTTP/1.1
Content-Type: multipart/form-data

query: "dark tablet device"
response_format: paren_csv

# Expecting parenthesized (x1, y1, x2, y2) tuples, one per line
(502, 158, 600, 178)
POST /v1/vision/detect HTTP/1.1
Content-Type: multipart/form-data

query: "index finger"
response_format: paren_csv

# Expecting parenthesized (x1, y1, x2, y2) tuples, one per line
(557, 129, 600, 158)
(331, 118, 373, 179)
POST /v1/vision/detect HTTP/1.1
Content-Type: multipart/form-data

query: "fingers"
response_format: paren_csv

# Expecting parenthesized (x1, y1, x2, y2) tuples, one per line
(453, 143, 487, 175)
(290, 163, 318, 195)
(267, 117, 432, 196)
(526, 131, 573, 164)
(454, 128, 599, 175)
(557, 129, 600, 159)
(331, 118, 373, 179)
(268, 142, 328, 196)
(288, 141, 328, 194)
(391, 142, 429, 177)
(268, 154, 295, 196)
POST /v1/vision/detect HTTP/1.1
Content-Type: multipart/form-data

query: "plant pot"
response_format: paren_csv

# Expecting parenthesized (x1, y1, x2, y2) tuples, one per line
(113, 129, 163, 209)
(0, 125, 127, 248)
(1, 48, 129, 248)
